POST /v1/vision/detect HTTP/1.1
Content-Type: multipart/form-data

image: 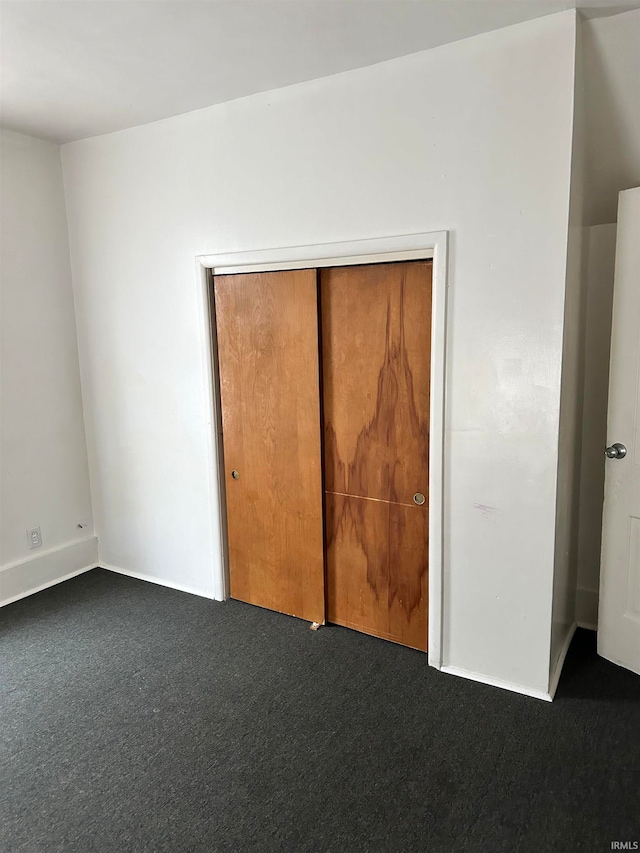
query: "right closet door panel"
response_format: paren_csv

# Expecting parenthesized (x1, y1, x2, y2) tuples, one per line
(320, 261, 432, 650)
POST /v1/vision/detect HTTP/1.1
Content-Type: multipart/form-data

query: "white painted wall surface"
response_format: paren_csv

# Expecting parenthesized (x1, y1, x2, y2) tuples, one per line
(565, 8, 640, 631)
(62, 12, 577, 694)
(583, 9, 640, 225)
(550, 19, 585, 683)
(0, 130, 95, 603)
(576, 224, 617, 628)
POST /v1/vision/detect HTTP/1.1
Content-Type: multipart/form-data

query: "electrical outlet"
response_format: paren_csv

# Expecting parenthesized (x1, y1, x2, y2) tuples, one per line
(27, 527, 42, 549)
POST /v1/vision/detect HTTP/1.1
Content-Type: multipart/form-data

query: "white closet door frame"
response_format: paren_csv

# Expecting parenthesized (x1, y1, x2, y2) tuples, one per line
(195, 231, 449, 669)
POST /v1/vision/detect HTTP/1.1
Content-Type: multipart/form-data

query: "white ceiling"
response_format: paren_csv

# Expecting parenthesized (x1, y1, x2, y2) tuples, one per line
(1, 0, 638, 144)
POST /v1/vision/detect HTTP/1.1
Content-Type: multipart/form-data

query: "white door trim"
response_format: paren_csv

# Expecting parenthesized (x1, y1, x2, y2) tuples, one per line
(196, 230, 449, 669)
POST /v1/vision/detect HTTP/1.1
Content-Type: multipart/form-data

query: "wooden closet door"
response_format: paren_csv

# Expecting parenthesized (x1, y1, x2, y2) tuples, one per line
(320, 261, 432, 650)
(213, 270, 325, 624)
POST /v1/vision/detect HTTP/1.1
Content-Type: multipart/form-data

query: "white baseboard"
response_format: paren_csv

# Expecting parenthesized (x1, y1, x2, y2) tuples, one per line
(575, 586, 599, 631)
(101, 563, 218, 600)
(0, 536, 99, 607)
(440, 664, 553, 702)
(548, 621, 577, 700)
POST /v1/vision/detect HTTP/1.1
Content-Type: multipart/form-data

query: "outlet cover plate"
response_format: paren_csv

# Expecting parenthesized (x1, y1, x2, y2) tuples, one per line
(27, 527, 42, 549)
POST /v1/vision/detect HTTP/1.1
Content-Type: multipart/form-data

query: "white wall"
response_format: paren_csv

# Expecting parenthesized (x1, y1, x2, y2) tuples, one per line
(583, 9, 640, 226)
(570, 8, 640, 628)
(0, 130, 96, 604)
(576, 224, 617, 627)
(550, 16, 586, 682)
(62, 12, 578, 695)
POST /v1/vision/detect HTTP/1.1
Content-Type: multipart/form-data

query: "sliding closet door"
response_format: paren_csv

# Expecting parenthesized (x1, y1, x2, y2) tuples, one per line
(320, 261, 432, 650)
(213, 270, 325, 624)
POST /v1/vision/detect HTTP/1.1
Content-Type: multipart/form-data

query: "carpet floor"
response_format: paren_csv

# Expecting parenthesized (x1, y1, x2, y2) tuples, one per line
(1, 569, 639, 852)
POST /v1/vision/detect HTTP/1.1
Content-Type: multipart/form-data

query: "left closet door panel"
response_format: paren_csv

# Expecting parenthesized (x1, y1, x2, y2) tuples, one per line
(213, 270, 325, 624)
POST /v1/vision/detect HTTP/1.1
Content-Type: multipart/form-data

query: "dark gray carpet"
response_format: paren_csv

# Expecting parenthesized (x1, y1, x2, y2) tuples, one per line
(1, 569, 639, 852)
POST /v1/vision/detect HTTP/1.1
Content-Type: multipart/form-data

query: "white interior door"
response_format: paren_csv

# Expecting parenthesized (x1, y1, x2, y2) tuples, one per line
(598, 186, 640, 675)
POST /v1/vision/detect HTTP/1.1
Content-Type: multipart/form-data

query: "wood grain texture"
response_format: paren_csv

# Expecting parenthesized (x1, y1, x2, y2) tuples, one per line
(214, 270, 325, 624)
(320, 261, 432, 650)
(325, 493, 429, 650)
(321, 262, 432, 505)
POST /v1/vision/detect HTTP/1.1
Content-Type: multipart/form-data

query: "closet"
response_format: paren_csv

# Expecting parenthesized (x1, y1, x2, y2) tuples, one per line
(213, 260, 432, 651)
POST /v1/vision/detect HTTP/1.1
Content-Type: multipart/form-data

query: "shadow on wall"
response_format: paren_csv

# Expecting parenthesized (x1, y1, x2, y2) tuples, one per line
(573, 9, 639, 626)
(576, 224, 617, 628)
(582, 10, 640, 226)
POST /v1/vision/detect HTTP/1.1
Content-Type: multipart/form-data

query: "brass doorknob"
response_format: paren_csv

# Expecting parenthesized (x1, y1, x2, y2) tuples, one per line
(231, 470, 240, 480)
(413, 493, 426, 506)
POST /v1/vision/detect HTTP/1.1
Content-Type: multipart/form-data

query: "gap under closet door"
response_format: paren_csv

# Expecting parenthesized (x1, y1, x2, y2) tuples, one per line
(320, 261, 432, 650)
(213, 269, 325, 624)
